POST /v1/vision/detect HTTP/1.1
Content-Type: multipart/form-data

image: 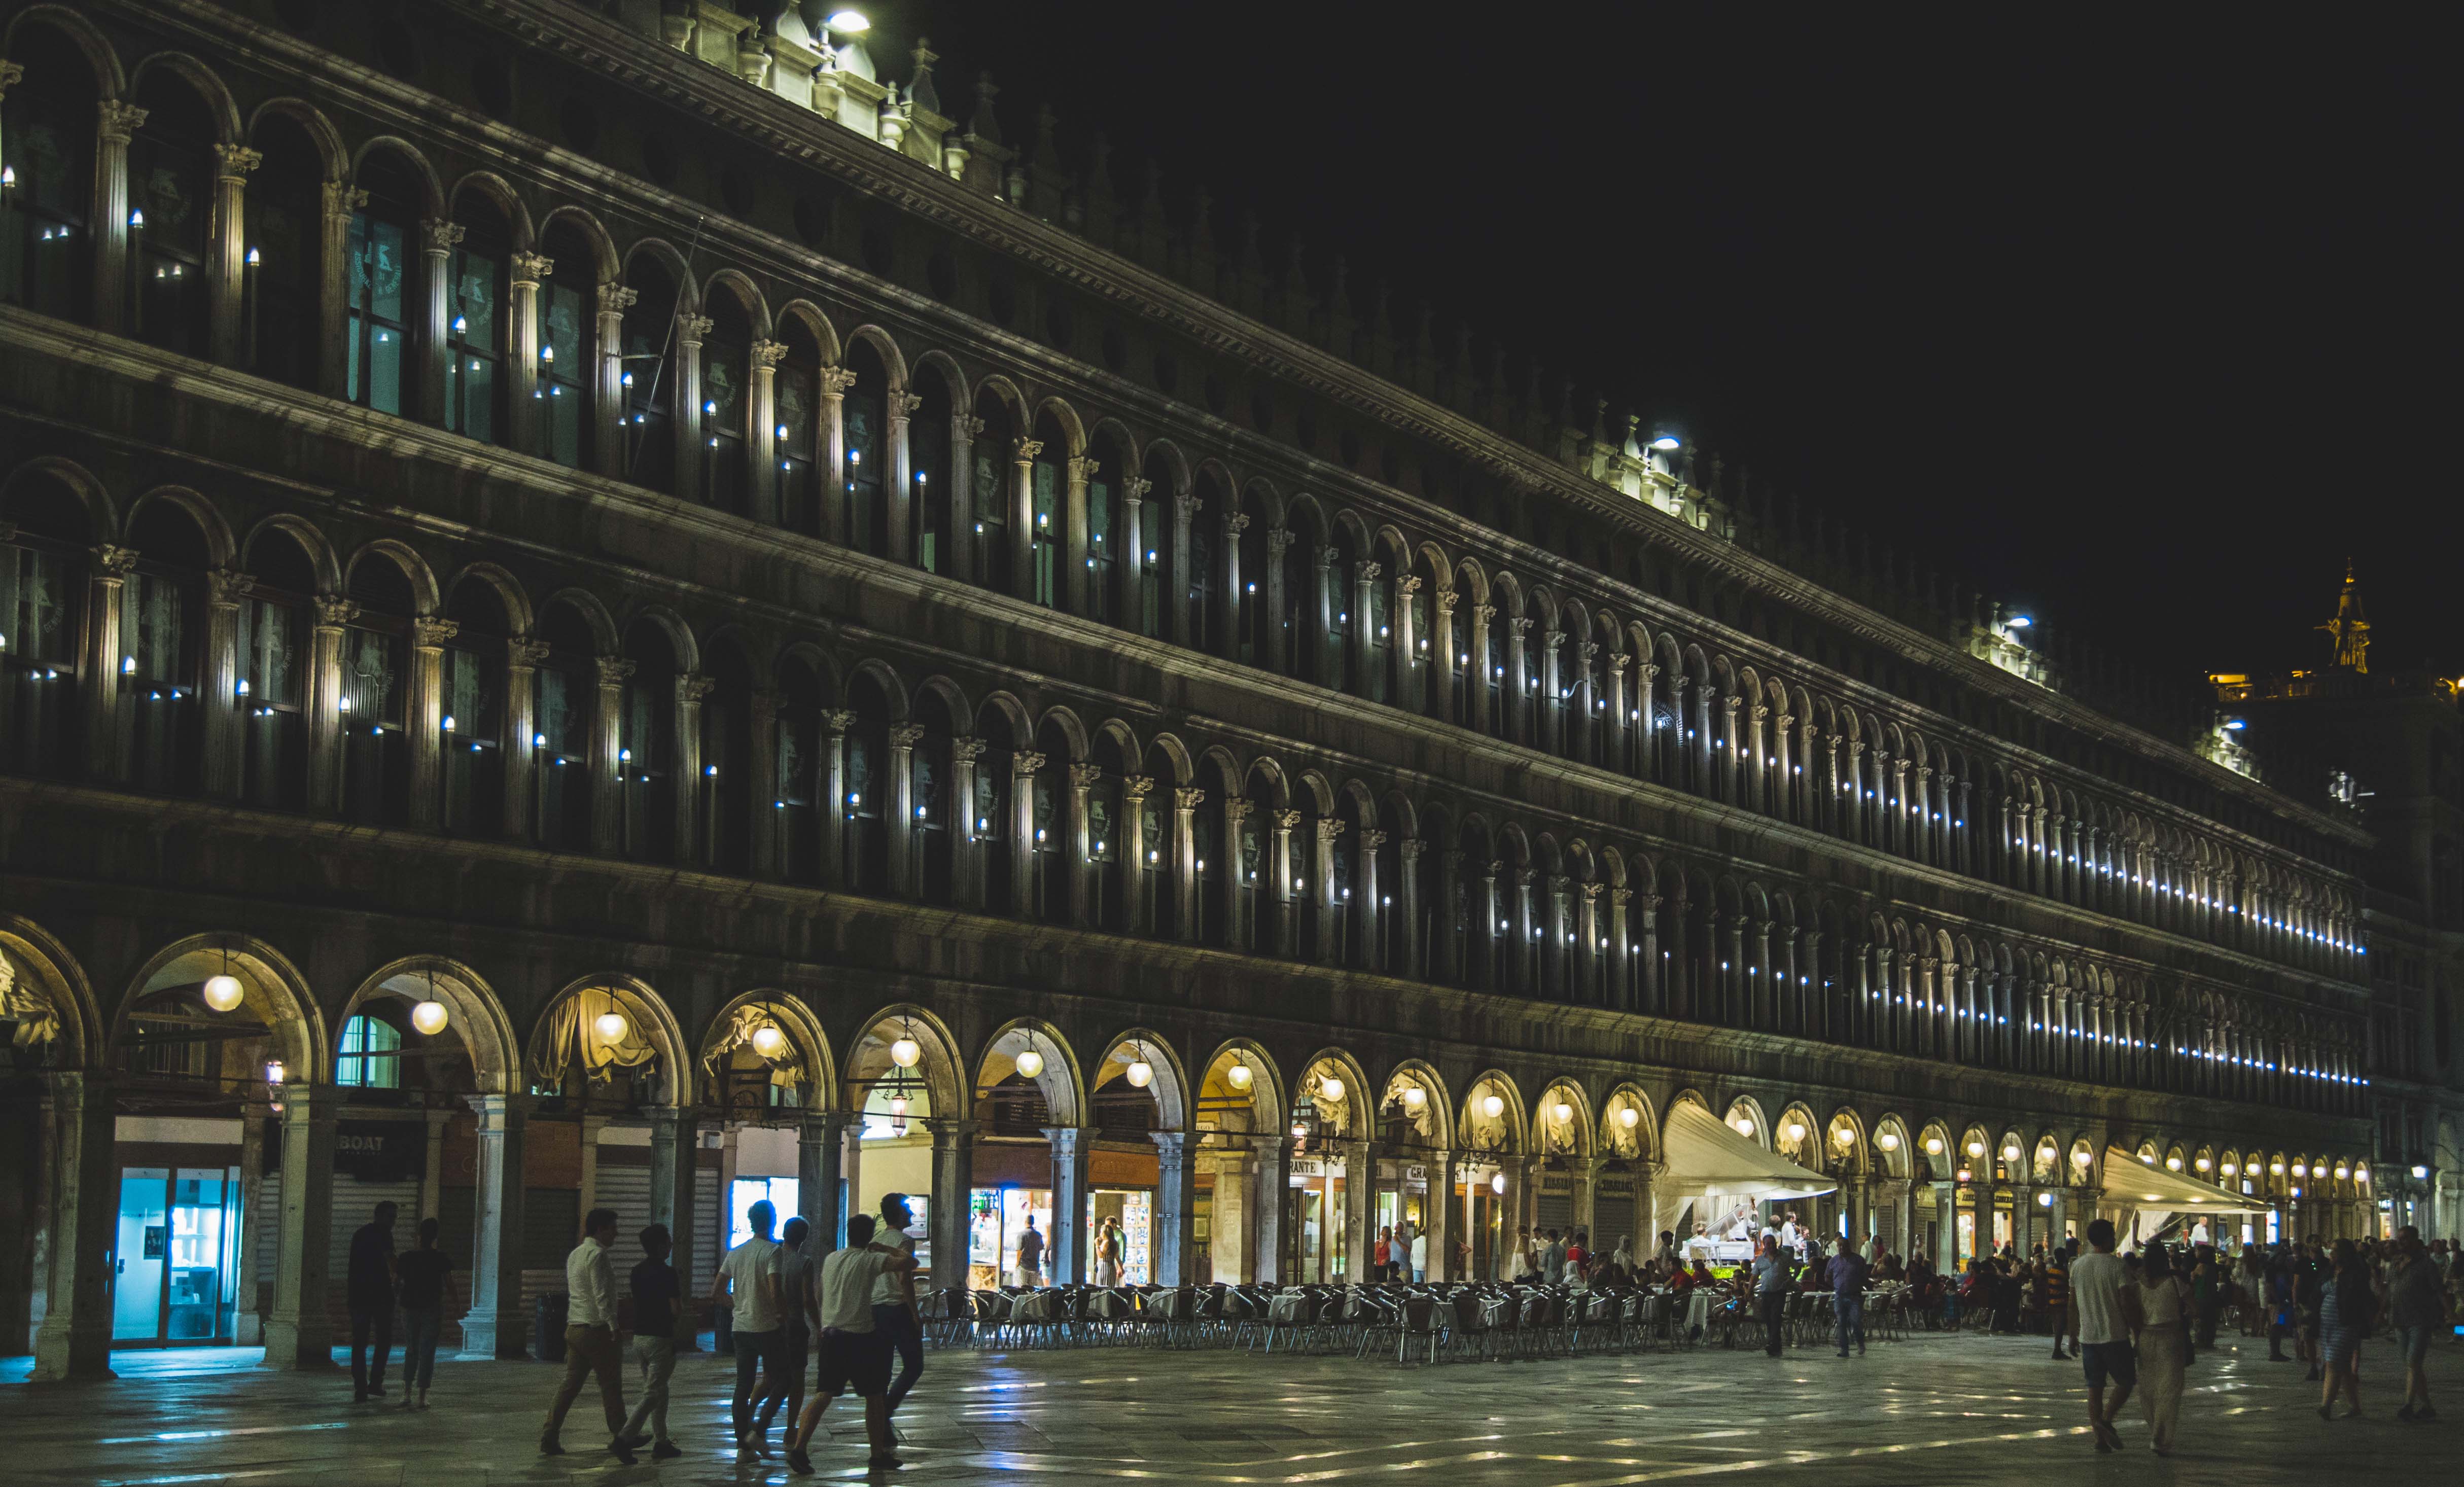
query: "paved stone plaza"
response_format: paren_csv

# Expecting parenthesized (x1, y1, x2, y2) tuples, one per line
(3, 1329, 2446, 1486)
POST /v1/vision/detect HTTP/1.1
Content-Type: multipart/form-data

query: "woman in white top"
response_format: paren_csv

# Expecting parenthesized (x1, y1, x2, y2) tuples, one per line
(2133, 1241, 2194, 1457)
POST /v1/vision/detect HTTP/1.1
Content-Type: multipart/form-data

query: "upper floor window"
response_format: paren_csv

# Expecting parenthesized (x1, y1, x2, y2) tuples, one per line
(345, 158, 423, 416)
(335, 1013, 402, 1088)
(129, 76, 214, 358)
(0, 33, 94, 320)
(534, 225, 593, 468)
(443, 201, 510, 444)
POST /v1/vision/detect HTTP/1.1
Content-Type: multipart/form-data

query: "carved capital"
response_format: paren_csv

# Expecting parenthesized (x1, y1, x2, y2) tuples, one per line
(675, 672, 717, 705)
(1313, 545, 1336, 573)
(1637, 893, 1662, 914)
(957, 414, 985, 439)
(749, 338, 789, 369)
(1012, 437, 1043, 462)
(1175, 490, 1203, 521)
(1474, 604, 1497, 624)
(505, 636, 550, 667)
(204, 568, 252, 605)
(822, 708, 856, 733)
(596, 282, 638, 314)
(1067, 455, 1100, 483)
(324, 183, 370, 225)
(420, 219, 467, 255)
(1609, 886, 1633, 908)
(1543, 629, 1566, 650)
(1119, 773, 1155, 802)
(97, 99, 148, 143)
(1011, 750, 1046, 776)
(593, 656, 637, 688)
(212, 143, 262, 181)
(1121, 476, 1153, 502)
(1315, 818, 1347, 843)
(1608, 652, 1630, 675)
(509, 251, 554, 285)
(1224, 511, 1251, 536)
(1065, 761, 1103, 790)
(675, 313, 715, 344)
(892, 390, 923, 417)
(410, 617, 460, 649)
(1581, 881, 1604, 904)
(1358, 828, 1388, 851)
(818, 366, 858, 397)
(0, 61, 23, 97)
(950, 735, 988, 762)
(1265, 525, 1294, 555)
(1174, 785, 1207, 811)
(1272, 808, 1301, 831)
(889, 723, 927, 749)
(312, 595, 359, 628)
(1507, 616, 1533, 639)
(89, 544, 138, 578)
(1221, 797, 1254, 825)
(1355, 561, 1383, 584)
(1432, 588, 1458, 616)
(1397, 573, 1423, 596)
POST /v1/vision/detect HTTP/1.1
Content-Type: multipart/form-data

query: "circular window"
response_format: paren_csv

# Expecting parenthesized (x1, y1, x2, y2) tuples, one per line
(1295, 413, 1317, 452)
(926, 249, 957, 301)
(640, 132, 678, 188)
(1100, 327, 1127, 373)
(861, 223, 895, 277)
(1044, 298, 1074, 350)
(1381, 446, 1402, 486)
(560, 97, 601, 156)
(988, 275, 1017, 327)
(1204, 373, 1226, 415)
(1339, 430, 1361, 468)
(719, 166, 754, 218)
(792, 192, 832, 247)
(1152, 351, 1179, 395)
(374, 18, 419, 82)
(472, 57, 512, 119)
(1250, 388, 1273, 432)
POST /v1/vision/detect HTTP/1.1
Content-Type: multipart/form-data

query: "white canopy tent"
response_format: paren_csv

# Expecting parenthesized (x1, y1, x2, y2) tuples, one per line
(2102, 1148, 2274, 1248)
(1652, 1102, 1837, 1246)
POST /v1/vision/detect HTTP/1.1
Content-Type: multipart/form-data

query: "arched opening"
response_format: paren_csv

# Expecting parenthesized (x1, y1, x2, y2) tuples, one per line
(1027, 411, 1067, 609)
(910, 369, 953, 573)
(1088, 730, 1132, 931)
(966, 1023, 1077, 1286)
(973, 703, 1017, 911)
(1087, 429, 1130, 627)
(442, 188, 511, 446)
(1030, 717, 1072, 924)
(339, 554, 415, 825)
(843, 338, 890, 557)
(120, 498, 213, 793)
(532, 220, 595, 469)
(1139, 450, 1174, 642)
(1, 27, 97, 318)
(699, 638, 754, 873)
(617, 618, 679, 861)
(1086, 1034, 1177, 1285)
(617, 256, 678, 491)
(773, 318, 826, 536)
(841, 669, 894, 891)
(970, 388, 1013, 593)
(529, 598, 596, 849)
(234, 523, 315, 808)
(699, 290, 750, 515)
(437, 574, 509, 835)
(245, 113, 322, 389)
(129, 71, 216, 357)
(911, 686, 959, 904)
(346, 151, 425, 417)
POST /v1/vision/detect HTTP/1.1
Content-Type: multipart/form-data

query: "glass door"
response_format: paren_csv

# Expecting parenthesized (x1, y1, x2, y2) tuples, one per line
(113, 1167, 171, 1341)
(166, 1167, 236, 1341)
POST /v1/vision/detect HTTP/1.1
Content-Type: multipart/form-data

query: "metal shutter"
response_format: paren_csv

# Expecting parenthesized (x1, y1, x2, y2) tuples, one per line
(1592, 1194, 1635, 1250)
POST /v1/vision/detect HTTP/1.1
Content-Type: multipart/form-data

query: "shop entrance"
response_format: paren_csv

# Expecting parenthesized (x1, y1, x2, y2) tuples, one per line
(112, 1165, 240, 1347)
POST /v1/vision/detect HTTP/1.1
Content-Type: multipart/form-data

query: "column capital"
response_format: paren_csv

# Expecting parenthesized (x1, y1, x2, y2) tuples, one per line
(1315, 817, 1347, 843)
(419, 218, 466, 254)
(1122, 475, 1153, 501)
(1432, 587, 1458, 615)
(923, 1116, 981, 1145)
(596, 281, 638, 314)
(1221, 797, 1254, 824)
(957, 413, 986, 439)
(1119, 772, 1155, 802)
(1358, 827, 1388, 851)
(0, 61, 23, 96)
(1067, 455, 1100, 482)
(593, 655, 637, 687)
(1175, 785, 1207, 811)
(675, 313, 715, 344)
(818, 365, 858, 397)
(312, 594, 359, 629)
(950, 735, 988, 762)
(1067, 761, 1103, 789)
(1224, 510, 1251, 535)
(1398, 835, 1426, 861)
(1011, 749, 1046, 776)
(1507, 615, 1533, 638)
(410, 616, 459, 649)
(674, 671, 717, 704)
(1273, 808, 1302, 830)
(212, 143, 263, 181)
(509, 251, 553, 285)
(750, 338, 789, 368)
(822, 707, 856, 734)
(1150, 1130, 1198, 1162)
(205, 567, 252, 605)
(90, 543, 139, 578)
(97, 98, 148, 142)
(893, 390, 924, 416)
(1355, 560, 1383, 583)
(324, 183, 370, 224)
(1012, 436, 1043, 462)
(1396, 573, 1422, 596)
(1264, 525, 1294, 555)
(890, 722, 928, 749)
(505, 636, 551, 667)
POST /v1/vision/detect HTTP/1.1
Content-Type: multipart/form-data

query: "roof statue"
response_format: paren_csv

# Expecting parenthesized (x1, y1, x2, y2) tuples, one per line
(2318, 560, 2370, 673)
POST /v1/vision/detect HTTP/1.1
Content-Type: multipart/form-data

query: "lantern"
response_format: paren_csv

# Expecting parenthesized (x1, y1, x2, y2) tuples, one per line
(595, 1010, 629, 1041)
(202, 974, 245, 1012)
(1126, 1060, 1153, 1089)
(1401, 1086, 1426, 1112)
(890, 1035, 922, 1069)
(411, 1000, 450, 1037)
(1226, 1063, 1252, 1090)
(751, 1024, 787, 1059)
(1014, 1049, 1045, 1079)
(1618, 1106, 1641, 1130)
(1319, 1076, 1344, 1103)
(1482, 1093, 1505, 1120)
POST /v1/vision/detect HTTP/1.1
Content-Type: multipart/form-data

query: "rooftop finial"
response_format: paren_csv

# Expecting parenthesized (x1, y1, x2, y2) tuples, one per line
(2319, 559, 2370, 672)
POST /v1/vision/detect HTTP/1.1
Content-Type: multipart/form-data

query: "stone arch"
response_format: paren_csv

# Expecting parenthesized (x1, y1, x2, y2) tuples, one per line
(1459, 1069, 1527, 1156)
(0, 914, 105, 1070)
(445, 168, 536, 251)
(440, 560, 536, 637)
(537, 585, 620, 654)
(538, 203, 622, 282)
(337, 955, 520, 1096)
(2, 5, 128, 97)
(843, 1004, 966, 1122)
(1195, 1038, 1284, 1136)
(247, 96, 348, 180)
(1090, 1026, 1187, 1131)
(1871, 1113, 1916, 1179)
(1293, 1047, 1373, 1142)
(697, 988, 838, 1115)
(348, 134, 447, 218)
(699, 266, 773, 339)
(1600, 1082, 1656, 1159)
(128, 49, 243, 143)
(1722, 1093, 1773, 1148)
(623, 602, 702, 676)
(976, 1018, 1085, 1128)
(123, 484, 237, 570)
(1377, 1057, 1454, 1150)
(341, 537, 442, 615)
(526, 973, 689, 1108)
(118, 933, 328, 1078)
(2, 456, 120, 545)
(1531, 1077, 1594, 1157)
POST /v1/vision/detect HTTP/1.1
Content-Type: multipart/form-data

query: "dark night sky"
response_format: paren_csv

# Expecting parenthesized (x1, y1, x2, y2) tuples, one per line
(858, 5, 2456, 683)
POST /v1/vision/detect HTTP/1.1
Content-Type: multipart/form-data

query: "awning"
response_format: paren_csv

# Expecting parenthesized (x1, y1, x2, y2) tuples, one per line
(1652, 1102, 1837, 1242)
(2100, 1148, 2274, 1215)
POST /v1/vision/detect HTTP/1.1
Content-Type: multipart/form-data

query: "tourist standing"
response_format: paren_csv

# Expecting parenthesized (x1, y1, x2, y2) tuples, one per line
(2134, 1242, 2192, 1457)
(2390, 1225, 2450, 1422)
(540, 1208, 637, 1463)
(785, 1213, 921, 1475)
(1506, 1226, 1536, 1281)
(346, 1200, 399, 1403)
(2044, 1242, 2072, 1360)
(1828, 1236, 1870, 1357)
(874, 1194, 926, 1417)
(1014, 1215, 1045, 1287)
(1094, 1214, 1122, 1286)
(392, 1216, 452, 1409)
(1543, 1228, 1567, 1283)
(1411, 1228, 1429, 1283)
(1754, 1236, 1789, 1357)
(2069, 1218, 2141, 1454)
(619, 1224, 684, 1460)
(712, 1198, 787, 1460)
(1395, 1213, 1417, 1279)
(1374, 1225, 1393, 1282)
(2316, 1236, 2381, 1420)
(776, 1217, 818, 1439)
(2190, 1246, 2223, 1348)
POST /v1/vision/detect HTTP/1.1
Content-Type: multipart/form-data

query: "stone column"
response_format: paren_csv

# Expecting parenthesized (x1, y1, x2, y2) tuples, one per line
(1605, 652, 1630, 773)
(207, 143, 261, 366)
(1538, 631, 1565, 755)
(1355, 828, 1386, 971)
(1341, 1139, 1379, 1284)
(263, 1084, 339, 1369)
(319, 182, 367, 399)
(305, 595, 355, 815)
(1216, 507, 1247, 659)
(951, 737, 986, 909)
(746, 689, 779, 878)
(1635, 892, 1661, 1013)
(673, 313, 712, 504)
(415, 218, 463, 421)
(201, 567, 247, 799)
(1430, 589, 1459, 723)
(948, 413, 983, 580)
(1351, 561, 1382, 698)
(94, 99, 146, 335)
(820, 709, 853, 889)
(1222, 798, 1255, 950)
(1117, 774, 1154, 932)
(673, 671, 713, 865)
(1250, 1136, 1293, 1283)
(1469, 604, 1497, 735)
(1311, 545, 1337, 684)
(506, 252, 548, 455)
(1172, 491, 1205, 650)
(1260, 525, 1291, 671)
(82, 544, 134, 782)
(1009, 438, 1041, 601)
(887, 390, 922, 561)
(818, 366, 855, 545)
(1271, 809, 1300, 958)
(797, 1111, 850, 1254)
(1151, 1132, 1198, 1286)
(1578, 882, 1604, 1005)
(458, 1092, 531, 1357)
(30, 1072, 117, 1380)
(1314, 817, 1345, 964)
(747, 338, 787, 525)
(1066, 761, 1101, 926)
(1395, 573, 1423, 711)
(1505, 616, 1533, 742)
(1008, 751, 1043, 915)
(1064, 455, 1097, 614)
(647, 1107, 701, 1346)
(888, 723, 925, 896)
(1425, 1147, 1456, 1280)
(406, 617, 454, 830)
(926, 1119, 976, 1293)
(500, 639, 543, 835)
(1119, 475, 1150, 633)
(593, 283, 636, 479)
(1396, 837, 1425, 980)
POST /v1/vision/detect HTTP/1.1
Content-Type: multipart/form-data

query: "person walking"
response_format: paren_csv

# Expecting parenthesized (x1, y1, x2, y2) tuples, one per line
(1754, 1236, 1790, 1357)
(873, 1194, 926, 1417)
(618, 1224, 684, 1461)
(345, 1200, 399, 1402)
(2044, 1243, 2073, 1360)
(2190, 1245, 2223, 1348)
(2069, 1218, 2141, 1454)
(2133, 1241, 2192, 1457)
(1828, 1235, 1870, 1357)
(776, 1217, 818, 1440)
(393, 1217, 452, 1409)
(540, 1208, 638, 1463)
(2317, 1236, 2382, 1420)
(712, 1198, 788, 1460)
(2295, 1244, 2326, 1380)
(2390, 1225, 2451, 1422)
(1014, 1215, 1045, 1287)
(784, 1213, 921, 1475)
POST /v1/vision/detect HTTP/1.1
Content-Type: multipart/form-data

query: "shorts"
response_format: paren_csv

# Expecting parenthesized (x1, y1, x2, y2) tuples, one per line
(780, 1323, 812, 1378)
(2319, 1327, 2362, 1371)
(2081, 1340, 2136, 1390)
(815, 1327, 893, 1399)
(2398, 1325, 2434, 1366)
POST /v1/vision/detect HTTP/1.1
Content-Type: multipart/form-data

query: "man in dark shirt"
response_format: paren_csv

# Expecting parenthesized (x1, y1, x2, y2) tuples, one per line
(619, 1224, 684, 1459)
(2044, 1246, 2073, 1360)
(1828, 1243, 1870, 1356)
(346, 1201, 399, 1402)
(393, 1217, 454, 1408)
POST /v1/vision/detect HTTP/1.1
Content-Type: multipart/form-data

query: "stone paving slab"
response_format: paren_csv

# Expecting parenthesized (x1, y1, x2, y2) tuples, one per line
(2, 1329, 2448, 1485)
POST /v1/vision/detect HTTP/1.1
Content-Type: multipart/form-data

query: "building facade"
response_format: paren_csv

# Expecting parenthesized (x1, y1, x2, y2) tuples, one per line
(0, 0, 2384, 1381)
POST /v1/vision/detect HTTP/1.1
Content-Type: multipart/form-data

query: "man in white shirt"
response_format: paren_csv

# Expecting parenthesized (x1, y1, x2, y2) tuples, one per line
(2067, 1218, 2144, 1453)
(1410, 1230, 1429, 1283)
(785, 1213, 919, 1475)
(540, 1208, 640, 1463)
(870, 1193, 924, 1416)
(711, 1199, 787, 1460)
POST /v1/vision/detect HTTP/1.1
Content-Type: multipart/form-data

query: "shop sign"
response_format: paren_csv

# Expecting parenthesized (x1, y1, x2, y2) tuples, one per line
(335, 1119, 428, 1183)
